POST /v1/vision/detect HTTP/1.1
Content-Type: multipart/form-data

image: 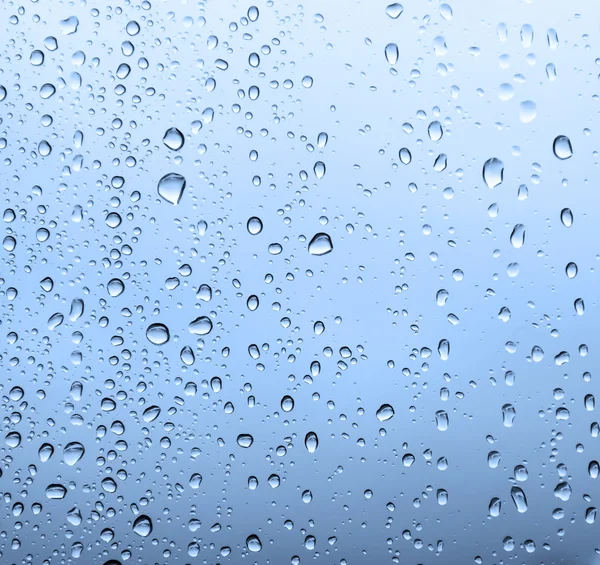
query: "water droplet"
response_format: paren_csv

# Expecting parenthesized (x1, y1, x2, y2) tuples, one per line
(385, 43, 399, 65)
(246, 534, 262, 552)
(314, 161, 326, 179)
(510, 224, 526, 248)
(146, 323, 170, 345)
(553, 135, 572, 159)
(133, 515, 153, 537)
(483, 158, 504, 188)
(502, 404, 516, 427)
(305, 431, 319, 453)
(376, 404, 394, 422)
(237, 434, 254, 448)
(560, 208, 573, 227)
(510, 486, 528, 513)
(60, 16, 79, 35)
(566, 262, 578, 279)
(519, 100, 537, 123)
(247, 216, 263, 235)
(188, 316, 213, 336)
(163, 127, 184, 151)
(281, 396, 294, 412)
(385, 3, 404, 18)
(107, 278, 125, 297)
(308, 233, 333, 256)
(46, 484, 67, 500)
(428, 121, 443, 141)
(435, 410, 449, 431)
(63, 442, 85, 466)
(157, 173, 186, 205)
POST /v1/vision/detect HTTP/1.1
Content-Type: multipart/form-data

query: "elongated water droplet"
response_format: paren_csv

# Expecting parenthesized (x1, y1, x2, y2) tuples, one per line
(510, 224, 526, 248)
(483, 158, 504, 188)
(510, 486, 528, 512)
(502, 404, 516, 427)
(385, 43, 399, 65)
(560, 208, 573, 227)
(247, 217, 263, 235)
(435, 410, 449, 431)
(305, 431, 319, 453)
(314, 161, 326, 179)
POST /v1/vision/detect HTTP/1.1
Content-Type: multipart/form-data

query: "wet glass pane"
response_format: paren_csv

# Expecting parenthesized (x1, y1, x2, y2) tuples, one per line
(1, 1, 598, 564)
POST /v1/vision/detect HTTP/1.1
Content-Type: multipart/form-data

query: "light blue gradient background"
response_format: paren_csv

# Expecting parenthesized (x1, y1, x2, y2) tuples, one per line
(1, 0, 599, 564)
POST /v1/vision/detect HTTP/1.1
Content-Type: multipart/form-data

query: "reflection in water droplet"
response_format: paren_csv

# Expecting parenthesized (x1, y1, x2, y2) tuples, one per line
(157, 173, 186, 205)
(308, 233, 333, 256)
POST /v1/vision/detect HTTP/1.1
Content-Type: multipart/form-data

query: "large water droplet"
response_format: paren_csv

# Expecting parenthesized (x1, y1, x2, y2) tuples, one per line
(385, 3, 404, 18)
(385, 43, 399, 65)
(46, 484, 67, 500)
(63, 442, 85, 466)
(157, 173, 186, 205)
(376, 404, 395, 422)
(510, 486, 528, 512)
(237, 434, 254, 448)
(483, 158, 504, 188)
(146, 323, 170, 345)
(188, 316, 213, 335)
(308, 233, 333, 256)
(133, 515, 153, 537)
(553, 135, 572, 160)
(246, 534, 262, 552)
(510, 224, 526, 248)
(163, 127, 184, 151)
(305, 431, 319, 453)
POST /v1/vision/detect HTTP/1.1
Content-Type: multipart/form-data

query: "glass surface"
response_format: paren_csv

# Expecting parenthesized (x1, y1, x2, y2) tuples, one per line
(1, 1, 599, 564)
